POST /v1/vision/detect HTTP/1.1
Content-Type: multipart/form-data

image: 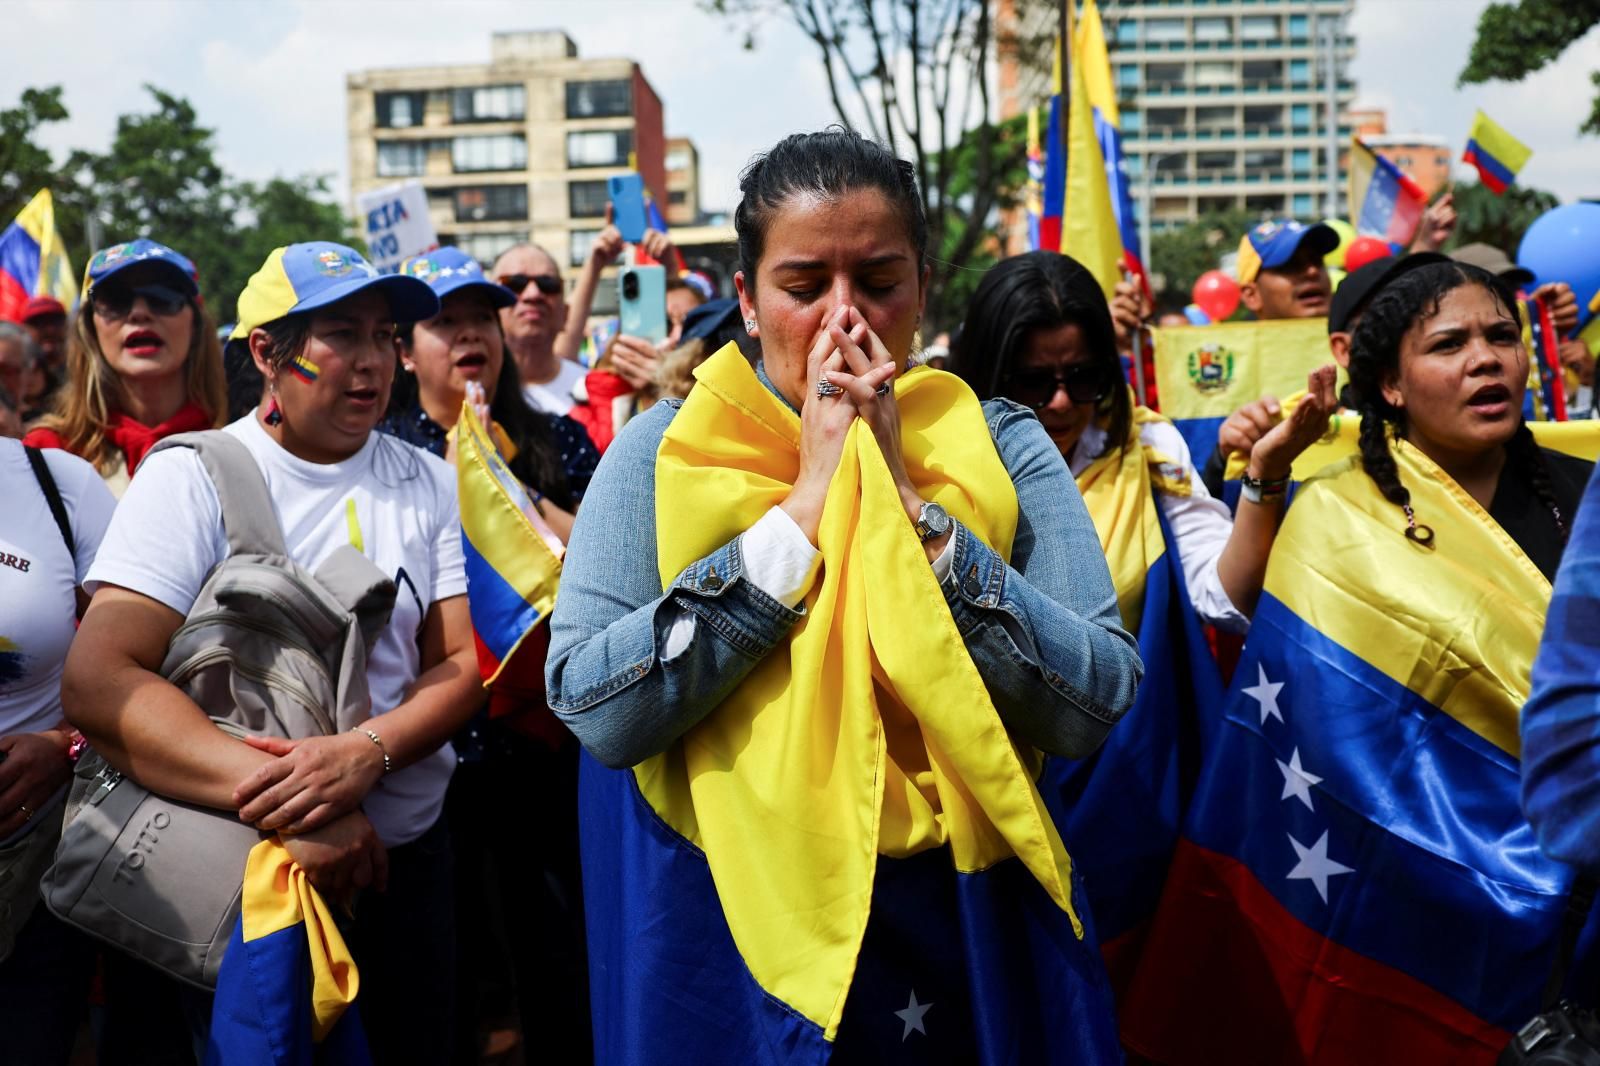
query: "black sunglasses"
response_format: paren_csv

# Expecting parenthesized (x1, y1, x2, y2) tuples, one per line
(1000, 363, 1110, 410)
(92, 283, 189, 319)
(497, 273, 562, 297)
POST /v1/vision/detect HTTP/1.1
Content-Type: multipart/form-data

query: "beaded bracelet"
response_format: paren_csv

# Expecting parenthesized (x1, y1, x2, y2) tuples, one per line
(352, 727, 392, 775)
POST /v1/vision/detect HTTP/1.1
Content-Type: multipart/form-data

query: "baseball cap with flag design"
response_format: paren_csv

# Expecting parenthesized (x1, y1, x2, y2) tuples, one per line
(397, 247, 515, 309)
(1236, 220, 1339, 285)
(230, 242, 438, 339)
(83, 239, 200, 299)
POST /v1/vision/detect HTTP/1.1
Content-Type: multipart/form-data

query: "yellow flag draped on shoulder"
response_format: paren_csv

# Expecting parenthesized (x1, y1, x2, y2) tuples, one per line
(645, 343, 1080, 1039)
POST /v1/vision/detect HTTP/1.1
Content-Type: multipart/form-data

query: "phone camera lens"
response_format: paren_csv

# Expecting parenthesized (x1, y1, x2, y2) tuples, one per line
(621, 271, 639, 300)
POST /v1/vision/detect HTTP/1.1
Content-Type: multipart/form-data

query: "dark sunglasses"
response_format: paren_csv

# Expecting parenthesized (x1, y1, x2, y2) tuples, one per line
(497, 273, 562, 297)
(1001, 363, 1110, 410)
(92, 283, 189, 319)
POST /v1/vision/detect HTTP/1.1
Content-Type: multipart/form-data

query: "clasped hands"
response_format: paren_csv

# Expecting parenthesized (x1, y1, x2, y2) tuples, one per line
(779, 305, 940, 557)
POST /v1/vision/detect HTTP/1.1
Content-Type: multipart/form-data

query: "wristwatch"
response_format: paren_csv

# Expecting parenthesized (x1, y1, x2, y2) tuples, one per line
(1239, 472, 1291, 505)
(914, 501, 952, 542)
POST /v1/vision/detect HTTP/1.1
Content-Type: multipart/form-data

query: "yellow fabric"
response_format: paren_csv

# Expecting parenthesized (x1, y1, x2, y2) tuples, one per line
(1152, 319, 1337, 423)
(1075, 0, 1120, 125)
(1267, 440, 1550, 756)
(230, 248, 297, 339)
(344, 498, 364, 553)
(647, 343, 1080, 1039)
(240, 838, 359, 1042)
(1063, 3, 1123, 300)
(1076, 402, 1179, 632)
(1223, 401, 1600, 480)
(15, 190, 77, 308)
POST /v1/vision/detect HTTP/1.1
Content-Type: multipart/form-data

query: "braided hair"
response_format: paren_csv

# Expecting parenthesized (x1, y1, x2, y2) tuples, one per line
(1346, 260, 1566, 545)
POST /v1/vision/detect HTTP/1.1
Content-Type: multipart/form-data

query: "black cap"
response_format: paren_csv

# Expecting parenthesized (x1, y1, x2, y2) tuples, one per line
(1327, 252, 1452, 334)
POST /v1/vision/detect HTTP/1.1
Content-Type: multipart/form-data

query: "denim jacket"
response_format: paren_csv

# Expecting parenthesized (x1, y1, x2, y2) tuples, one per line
(546, 374, 1142, 769)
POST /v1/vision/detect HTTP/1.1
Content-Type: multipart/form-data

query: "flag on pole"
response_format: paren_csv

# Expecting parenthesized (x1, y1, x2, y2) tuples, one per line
(1463, 109, 1532, 195)
(1064, 0, 1125, 300)
(1025, 106, 1045, 251)
(1347, 139, 1428, 246)
(0, 189, 78, 321)
(1038, 45, 1067, 255)
(1074, 0, 1150, 300)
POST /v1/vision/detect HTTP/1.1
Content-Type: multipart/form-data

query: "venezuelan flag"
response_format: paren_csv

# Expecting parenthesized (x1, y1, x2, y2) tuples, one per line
(205, 839, 369, 1065)
(455, 404, 562, 695)
(1152, 318, 1335, 466)
(1348, 138, 1428, 246)
(1464, 109, 1532, 196)
(1044, 407, 1225, 998)
(1121, 442, 1600, 1063)
(0, 189, 77, 321)
(1073, 0, 1148, 300)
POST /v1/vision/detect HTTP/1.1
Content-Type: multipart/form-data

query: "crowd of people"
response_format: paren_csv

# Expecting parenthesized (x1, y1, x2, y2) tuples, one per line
(1, 124, 1598, 1065)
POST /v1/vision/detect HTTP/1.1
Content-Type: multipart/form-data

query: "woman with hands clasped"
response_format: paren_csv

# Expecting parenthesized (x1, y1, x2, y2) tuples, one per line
(548, 128, 1141, 1064)
(64, 242, 480, 1064)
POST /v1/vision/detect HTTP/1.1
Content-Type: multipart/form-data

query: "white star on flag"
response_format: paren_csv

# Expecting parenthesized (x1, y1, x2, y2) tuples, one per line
(1242, 664, 1285, 725)
(894, 990, 932, 1041)
(1286, 831, 1353, 903)
(1276, 748, 1323, 811)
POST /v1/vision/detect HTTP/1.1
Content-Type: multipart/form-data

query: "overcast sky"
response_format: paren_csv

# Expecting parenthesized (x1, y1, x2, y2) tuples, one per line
(3, 0, 1596, 219)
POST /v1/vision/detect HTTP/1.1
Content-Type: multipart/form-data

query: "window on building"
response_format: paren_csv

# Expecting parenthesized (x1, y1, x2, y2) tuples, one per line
(1244, 104, 1283, 129)
(1194, 61, 1234, 88)
(1243, 149, 1284, 171)
(1144, 18, 1184, 44)
(1290, 104, 1312, 130)
(566, 79, 632, 119)
(1154, 153, 1186, 175)
(1148, 107, 1186, 131)
(667, 189, 688, 205)
(1292, 193, 1315, 217)
(376, 140, 427, 177)
(566, 130, 633, 168)
(1292, 148, 1313, 174)
(375, 92, 425, 129)
(1193, 17, 1231, 43)
(1196, 105, 1234, 129)
(452, 84, 526, 124)
(1287, 15, 1310, 41)
(1241, 16, 1279, 41)
(570, 229, 600, 267)
(1114, 19, 1138, 46)
(445, 232, 525, 267)
(1146, 62, 1184, 87)
(1241, 59, 1282, 84)
(665, 147, 692, 171)
(452, 134, 527, 172)
(1117, 64, 1140, 89)
(568, 180, 610, 218)
(454, 185, 528, 223)
(1124, 153, 1144, 177)
(1196, 151, 1234, 172)
(1246, 194, 1286, 214)
(1289, 59, 1311, 86)
(1121, 109, 1143, 134)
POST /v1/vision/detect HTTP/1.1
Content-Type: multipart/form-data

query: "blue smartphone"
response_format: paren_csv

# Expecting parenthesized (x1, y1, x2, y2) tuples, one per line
(608, 174, 649, 243)
(618, 264, 668, 343)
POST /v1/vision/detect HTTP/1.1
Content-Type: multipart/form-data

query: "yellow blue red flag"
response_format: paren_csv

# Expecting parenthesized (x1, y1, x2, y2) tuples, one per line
(1348, 138, 1428, 245)
(0, 189, 78, 320)
(1464, 109, 1532, 195)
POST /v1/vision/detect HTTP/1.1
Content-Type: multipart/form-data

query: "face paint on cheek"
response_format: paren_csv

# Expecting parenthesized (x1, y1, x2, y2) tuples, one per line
(290, 355, 321, 383)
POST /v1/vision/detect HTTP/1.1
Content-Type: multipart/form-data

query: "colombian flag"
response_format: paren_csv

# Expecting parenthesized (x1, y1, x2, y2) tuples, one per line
(455, 404, 562, 699)
(205, 839, 369, 1065)
(1121, 439, 1600, 1063)
(1348, 139, 1428, 246)
(1464, 109, 1532, 195)
(1045, 405, 1226, 999)
(0, 189, 77, 321)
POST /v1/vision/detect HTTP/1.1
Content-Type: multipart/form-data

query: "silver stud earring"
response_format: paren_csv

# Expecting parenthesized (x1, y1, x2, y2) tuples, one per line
(744, 317, 758, 335)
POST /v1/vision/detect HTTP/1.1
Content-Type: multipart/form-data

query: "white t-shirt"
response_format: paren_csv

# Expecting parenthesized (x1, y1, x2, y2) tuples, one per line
(87, 416, 468, 846)
(522, 358, 586, 416)
(0, 441, 116, 737)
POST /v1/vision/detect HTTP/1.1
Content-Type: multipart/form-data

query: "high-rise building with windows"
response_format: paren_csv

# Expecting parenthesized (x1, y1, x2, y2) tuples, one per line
(347, 30, 687, 313)
(1101, 1, 1357, 230)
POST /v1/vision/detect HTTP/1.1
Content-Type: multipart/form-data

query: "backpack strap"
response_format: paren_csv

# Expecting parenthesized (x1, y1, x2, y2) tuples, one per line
(148, 431, 288, 557)
(25, 446, 75, 561)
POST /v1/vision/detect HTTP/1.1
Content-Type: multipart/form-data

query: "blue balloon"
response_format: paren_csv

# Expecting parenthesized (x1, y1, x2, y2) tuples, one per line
(1183, 303, 1212, 326)
(1518, 203, 1600, 330)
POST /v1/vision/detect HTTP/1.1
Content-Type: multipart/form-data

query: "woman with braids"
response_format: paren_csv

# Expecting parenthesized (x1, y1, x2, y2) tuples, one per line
(548, 128, 1142, 1064)
(949, 250, 1334, 999)
(1119, 259, 1599, 1063)
(65, 242, 480, 1063)
(378, 246, 599, 1062)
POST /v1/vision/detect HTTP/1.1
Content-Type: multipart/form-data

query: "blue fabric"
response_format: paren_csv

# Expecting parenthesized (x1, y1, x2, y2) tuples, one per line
(1524, 461, 1600, 873)
(84, 238, 197, 296)
(0, 223, 42, 295)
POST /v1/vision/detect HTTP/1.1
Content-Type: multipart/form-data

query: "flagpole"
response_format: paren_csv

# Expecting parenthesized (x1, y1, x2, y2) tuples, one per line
(1059, 0, 1072, 169)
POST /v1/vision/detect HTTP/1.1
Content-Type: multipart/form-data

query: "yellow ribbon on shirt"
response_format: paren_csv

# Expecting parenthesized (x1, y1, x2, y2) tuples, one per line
(647, 342, 1082, 1039)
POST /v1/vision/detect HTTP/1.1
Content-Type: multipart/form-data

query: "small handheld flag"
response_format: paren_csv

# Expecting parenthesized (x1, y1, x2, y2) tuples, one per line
(1463, 109, 1532, 195)
(1348, 139, 1428, 246)
(0, 190, 78, 321)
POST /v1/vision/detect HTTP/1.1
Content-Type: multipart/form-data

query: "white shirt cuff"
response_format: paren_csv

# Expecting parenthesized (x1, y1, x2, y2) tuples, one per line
(930, 530, 956, 584)
(739, 506, 821, 608)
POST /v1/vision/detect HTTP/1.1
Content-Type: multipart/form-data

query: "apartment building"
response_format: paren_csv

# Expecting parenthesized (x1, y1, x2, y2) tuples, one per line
(346, 30, 673, 314)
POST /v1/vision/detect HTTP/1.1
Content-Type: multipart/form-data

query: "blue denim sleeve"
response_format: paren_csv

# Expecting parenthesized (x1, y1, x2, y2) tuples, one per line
(940, 400, 1142, 758)
(1522, 462, 1600, 873)
(545, 401, 806, 768)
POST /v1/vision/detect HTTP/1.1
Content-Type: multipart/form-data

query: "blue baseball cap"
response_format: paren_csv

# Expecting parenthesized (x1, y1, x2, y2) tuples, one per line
(230, 242, 439, 339)
(396, 247, 516, 310)
(84, 239, 200, 298)
(1237, 220, 1340, 284)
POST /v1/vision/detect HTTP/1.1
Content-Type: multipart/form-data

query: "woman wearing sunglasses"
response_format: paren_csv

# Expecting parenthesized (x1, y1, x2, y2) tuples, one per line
(953, 251, 1336, 632)
(24, 240, 226, 497)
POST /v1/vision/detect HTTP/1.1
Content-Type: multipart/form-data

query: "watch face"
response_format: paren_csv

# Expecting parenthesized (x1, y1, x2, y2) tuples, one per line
(919, 502, 951, 539)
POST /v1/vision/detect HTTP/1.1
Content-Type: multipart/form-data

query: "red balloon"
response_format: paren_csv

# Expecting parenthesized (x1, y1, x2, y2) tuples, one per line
(1192, 270, 1240, 322)
(1344, 235, 1393, 273)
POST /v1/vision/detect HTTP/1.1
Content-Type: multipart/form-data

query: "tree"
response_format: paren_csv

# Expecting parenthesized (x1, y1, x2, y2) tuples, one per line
(0, 86, 70, 226)
(1445, 179, 1560, 254)
(702, 0, 1053, 330)
(1459, 0, 1600, 135)
(1148, 208, 1258, 308)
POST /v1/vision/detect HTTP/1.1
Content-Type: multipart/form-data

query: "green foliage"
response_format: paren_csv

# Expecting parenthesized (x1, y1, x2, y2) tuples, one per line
(1149, 208, 1258, 307)
(930, 112, 1032, 326)
(1460, 0, 1600, 135)
(1445, 179, 1561, 254)
(3, 85, 357, 319)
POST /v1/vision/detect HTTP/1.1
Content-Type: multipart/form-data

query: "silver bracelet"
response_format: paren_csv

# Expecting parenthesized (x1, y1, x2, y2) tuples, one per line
(352, 727, 392, 775)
